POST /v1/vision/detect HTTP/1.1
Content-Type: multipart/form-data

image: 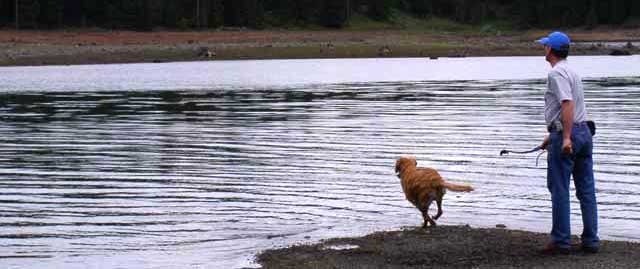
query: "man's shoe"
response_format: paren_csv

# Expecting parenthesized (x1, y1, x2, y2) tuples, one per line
(541, 242, 571, 255)
(581, 245, 599, 254)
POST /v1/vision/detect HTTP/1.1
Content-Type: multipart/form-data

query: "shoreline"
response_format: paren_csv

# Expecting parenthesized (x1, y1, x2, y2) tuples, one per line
(257, 225, 640, 269)
(1, 29, 638, 67)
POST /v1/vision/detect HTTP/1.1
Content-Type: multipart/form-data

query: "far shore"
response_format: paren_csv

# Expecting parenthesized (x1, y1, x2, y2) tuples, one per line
(1, 29, 639, 67)
(257, 225, 640, 269)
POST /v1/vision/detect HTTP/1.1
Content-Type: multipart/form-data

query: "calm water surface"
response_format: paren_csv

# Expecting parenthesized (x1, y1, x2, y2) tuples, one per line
(0, 57, 639, 269)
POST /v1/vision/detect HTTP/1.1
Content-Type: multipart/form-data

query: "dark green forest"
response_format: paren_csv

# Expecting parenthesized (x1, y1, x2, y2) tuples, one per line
(1, 0, 640, 30)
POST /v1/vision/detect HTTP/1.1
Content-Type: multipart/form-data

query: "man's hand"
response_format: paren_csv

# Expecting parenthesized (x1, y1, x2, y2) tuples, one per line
(562, 138, 573, 155)
(540, 135, 550, 150)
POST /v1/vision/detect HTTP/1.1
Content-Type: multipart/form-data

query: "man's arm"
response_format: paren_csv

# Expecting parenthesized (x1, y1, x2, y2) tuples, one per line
(561, 100, 574, 155)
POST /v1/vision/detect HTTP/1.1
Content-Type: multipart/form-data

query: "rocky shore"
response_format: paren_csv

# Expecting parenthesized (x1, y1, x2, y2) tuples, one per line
(257, 225, 640, 269)
(1, 29, 638, 66)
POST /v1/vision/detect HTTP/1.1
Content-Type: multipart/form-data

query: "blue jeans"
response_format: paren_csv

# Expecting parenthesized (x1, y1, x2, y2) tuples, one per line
(547, 123, 599, 248)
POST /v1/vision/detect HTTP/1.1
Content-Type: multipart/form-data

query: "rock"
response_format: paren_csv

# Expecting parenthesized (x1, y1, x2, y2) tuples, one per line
(610, 49, 631, 56)
(496, 224, 507, 229)
(196, 47, 216, 58)
(625, 41, 636, 50)
(327, 42, 335, 50)
(320, 43, 335, 54)
(429, 56, 439, 60)
(448, 50, 467, 58)
(378, 45, 392, 57)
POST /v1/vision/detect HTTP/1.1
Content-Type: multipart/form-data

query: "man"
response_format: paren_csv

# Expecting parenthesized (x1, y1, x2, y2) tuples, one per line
(537, 31, 599, 254)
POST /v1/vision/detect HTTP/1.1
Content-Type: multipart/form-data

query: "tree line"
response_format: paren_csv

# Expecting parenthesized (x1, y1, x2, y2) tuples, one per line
(1, 0, 639, 30)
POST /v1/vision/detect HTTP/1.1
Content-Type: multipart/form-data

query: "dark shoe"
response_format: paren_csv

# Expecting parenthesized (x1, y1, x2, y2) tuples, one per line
(581, 245, 599, 254)
(541, 242, 571, 255)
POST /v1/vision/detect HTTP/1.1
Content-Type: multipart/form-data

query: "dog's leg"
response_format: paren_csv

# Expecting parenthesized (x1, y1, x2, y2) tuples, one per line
(434, 190, 444, 220)
(420, 195, 436, 228)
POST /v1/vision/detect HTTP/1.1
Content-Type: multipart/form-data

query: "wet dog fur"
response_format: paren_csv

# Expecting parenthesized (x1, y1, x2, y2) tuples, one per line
(395, 156, 474, 228)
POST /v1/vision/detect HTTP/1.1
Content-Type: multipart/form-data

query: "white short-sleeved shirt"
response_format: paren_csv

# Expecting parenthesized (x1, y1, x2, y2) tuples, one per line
(544, 60, 587, 125)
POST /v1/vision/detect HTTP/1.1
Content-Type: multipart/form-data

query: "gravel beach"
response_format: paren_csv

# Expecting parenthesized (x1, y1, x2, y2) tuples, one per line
(257, 225, 640, 269)
(1, 29, 638, 66)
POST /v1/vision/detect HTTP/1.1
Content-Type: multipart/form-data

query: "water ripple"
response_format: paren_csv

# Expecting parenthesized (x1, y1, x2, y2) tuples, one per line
(1, 75, 639, 269)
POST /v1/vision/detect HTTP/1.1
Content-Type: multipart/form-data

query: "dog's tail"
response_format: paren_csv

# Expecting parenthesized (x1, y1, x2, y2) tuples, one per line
(442, 181, 474, 192)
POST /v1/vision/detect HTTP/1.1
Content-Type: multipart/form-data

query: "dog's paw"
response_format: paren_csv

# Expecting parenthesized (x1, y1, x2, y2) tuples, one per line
(421, 222, 437, 228)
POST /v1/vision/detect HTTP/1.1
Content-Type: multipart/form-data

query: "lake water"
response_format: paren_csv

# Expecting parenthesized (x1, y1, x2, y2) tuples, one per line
(0, 56, 639, 269)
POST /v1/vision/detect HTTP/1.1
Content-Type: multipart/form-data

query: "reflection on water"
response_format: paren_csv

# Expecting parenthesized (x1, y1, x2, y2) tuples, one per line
(1, 70, 640, 269)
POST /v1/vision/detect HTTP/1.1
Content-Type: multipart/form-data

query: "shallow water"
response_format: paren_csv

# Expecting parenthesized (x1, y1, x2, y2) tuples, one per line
(0, 57, 639, 269)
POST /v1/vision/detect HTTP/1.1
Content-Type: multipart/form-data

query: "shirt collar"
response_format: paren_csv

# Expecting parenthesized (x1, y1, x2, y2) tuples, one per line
(553, 59, 568, 69)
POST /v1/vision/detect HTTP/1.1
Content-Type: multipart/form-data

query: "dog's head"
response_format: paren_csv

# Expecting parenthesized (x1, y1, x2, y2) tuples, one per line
(395, 156, 417, 177)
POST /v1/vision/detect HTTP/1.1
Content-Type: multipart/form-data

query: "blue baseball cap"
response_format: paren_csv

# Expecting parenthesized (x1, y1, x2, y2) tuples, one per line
(537, 31, 571, 51)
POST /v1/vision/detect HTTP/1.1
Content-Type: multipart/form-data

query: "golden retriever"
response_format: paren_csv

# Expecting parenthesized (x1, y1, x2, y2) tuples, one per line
(395, 156, 474, 228)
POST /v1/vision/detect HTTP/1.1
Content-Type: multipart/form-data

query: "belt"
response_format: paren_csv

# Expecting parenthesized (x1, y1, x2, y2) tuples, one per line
(547, 121, 595, 136)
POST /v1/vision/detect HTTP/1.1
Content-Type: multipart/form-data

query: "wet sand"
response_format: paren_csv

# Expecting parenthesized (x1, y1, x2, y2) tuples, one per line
(257, 225, 640, 269)
(1, 29, 638, 66)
